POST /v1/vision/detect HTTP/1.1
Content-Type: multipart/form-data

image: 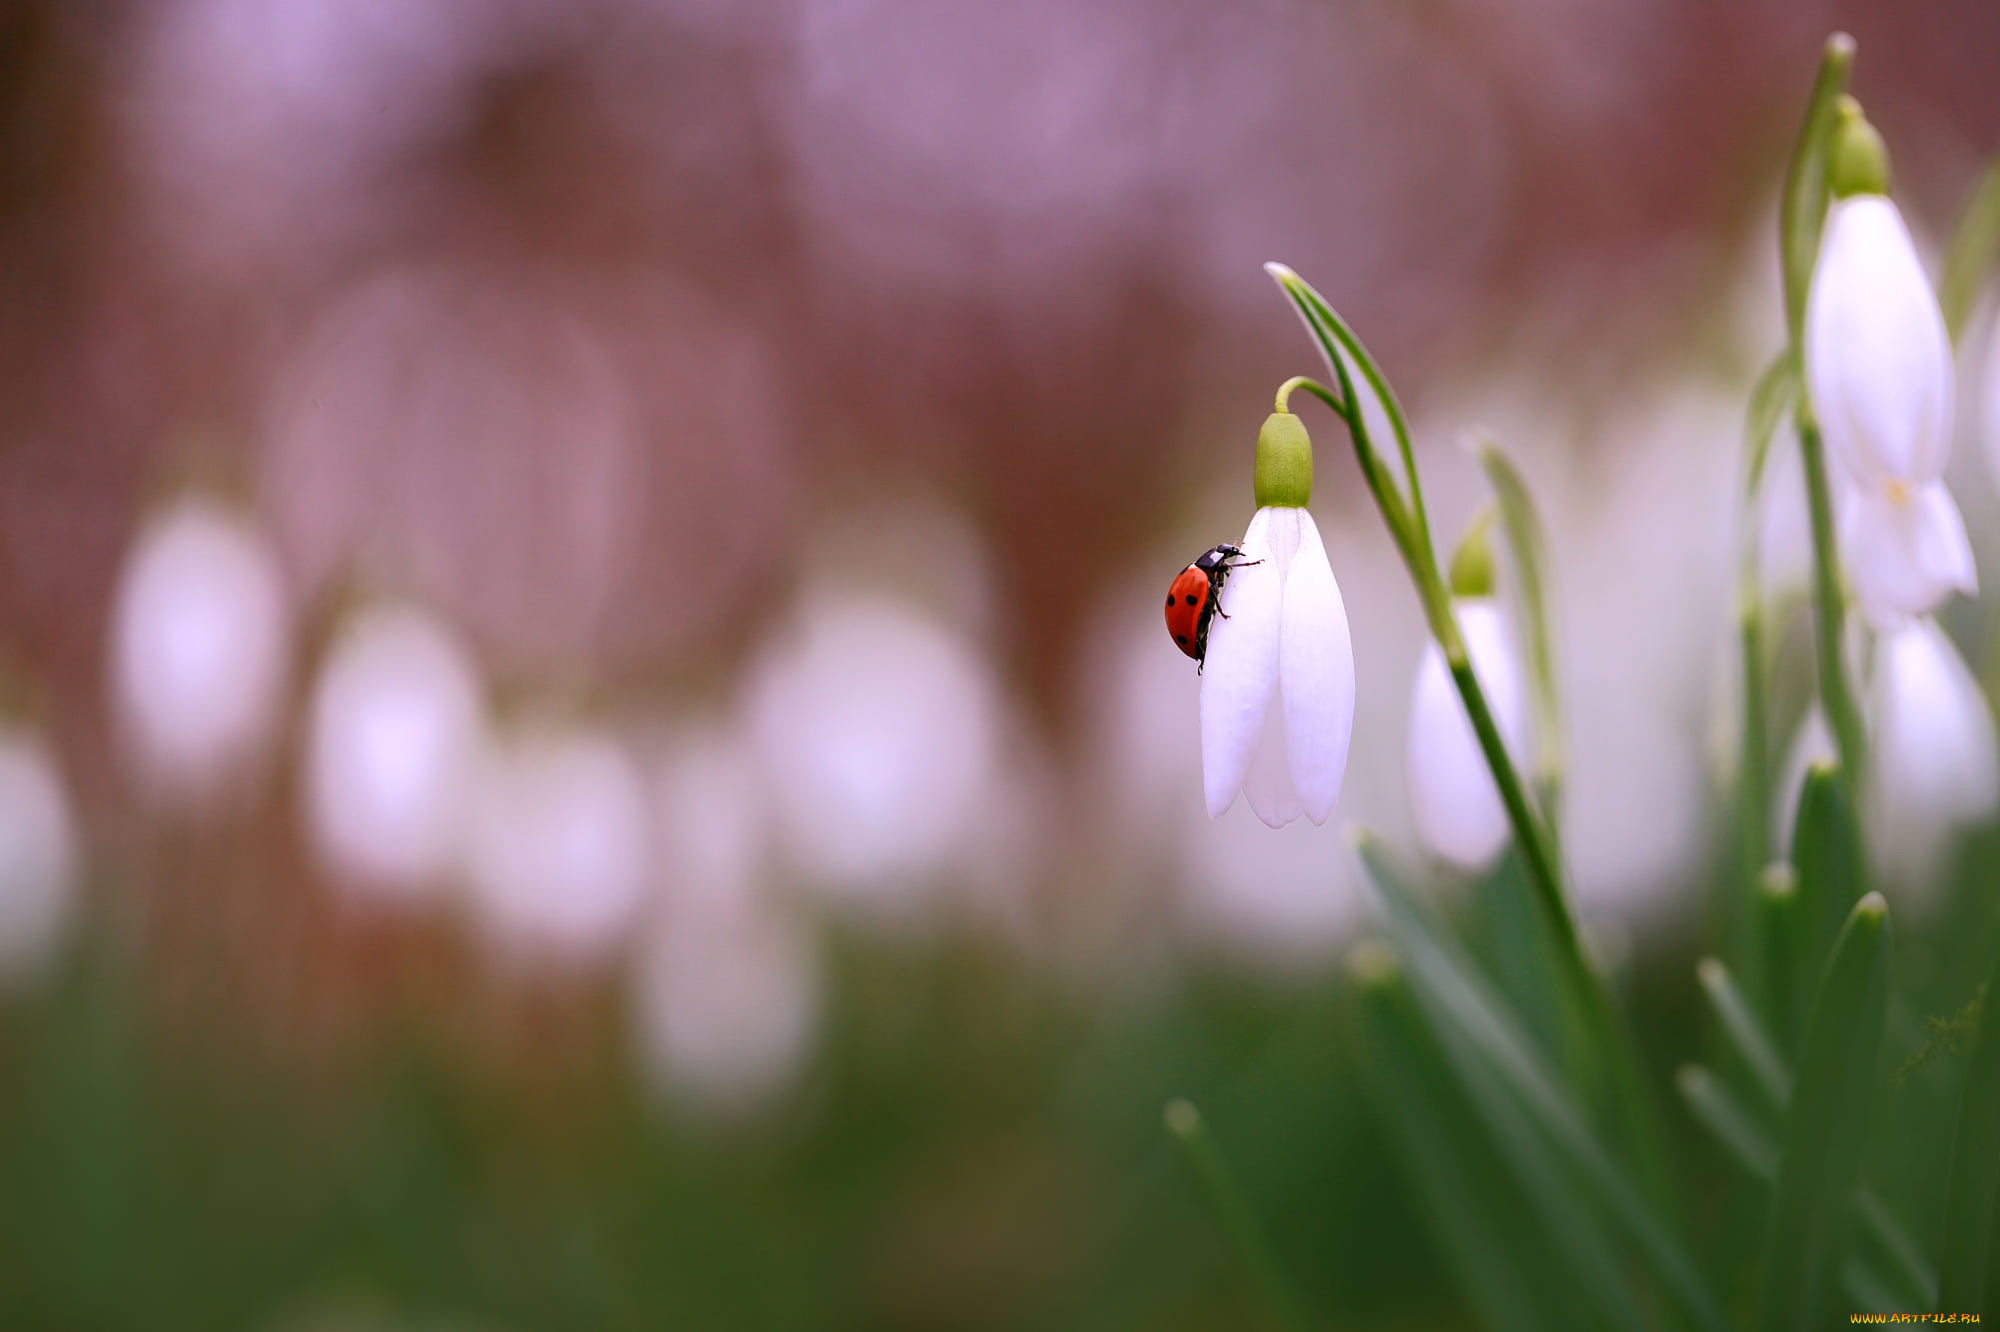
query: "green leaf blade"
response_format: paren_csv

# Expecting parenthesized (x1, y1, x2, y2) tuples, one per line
(1757, 892, 1893, 1331)
(1938, 946, 2000, 1316)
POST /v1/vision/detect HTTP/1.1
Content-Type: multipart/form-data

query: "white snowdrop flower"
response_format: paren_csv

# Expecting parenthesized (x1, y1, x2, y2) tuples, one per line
(0, 724, 79, 978)
(635, 724, 819, 1111)
(1865, 617, 1999, 890)
(1200, 412, 1356, 828)
(109, 494, 290, 805)
(463, 719, 650, 965)
(1805, 104, 1975, 628)
(1407, 597, 1526, 871)
(303, 604, 486, 904)
(746, 588, 1000, 916)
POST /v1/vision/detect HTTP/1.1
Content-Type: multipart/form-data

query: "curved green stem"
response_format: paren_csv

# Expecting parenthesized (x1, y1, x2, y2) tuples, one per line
(1780, 34, 1856, 348)
(1268, 267, 1668, 1203)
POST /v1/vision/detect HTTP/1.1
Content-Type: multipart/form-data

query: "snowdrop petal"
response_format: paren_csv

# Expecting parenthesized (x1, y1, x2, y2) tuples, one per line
(1842, 481, 1977, 628)
(1277, 512, 1354, 824)
(1200, 509, 1281, 818)
(1806, 196, 1953, 487)
(1240, 699, 1305, 828)
(1407, 600, 1522, 871)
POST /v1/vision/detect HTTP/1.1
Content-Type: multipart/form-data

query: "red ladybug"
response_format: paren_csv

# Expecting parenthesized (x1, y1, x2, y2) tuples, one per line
(1165, 544, 1255, 670)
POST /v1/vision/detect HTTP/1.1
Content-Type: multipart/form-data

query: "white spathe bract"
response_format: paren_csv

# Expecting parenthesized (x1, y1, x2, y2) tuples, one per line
(303, 604, 486, 903)
(1866, 617, 1999, 890)
(1200, 506, 1355, 827)
(1806, 194, 1975, 627)
(1407, 598, 1526, 871)
(110, 495, 290, 803)
(463, 719, 650, 965)
(0, 725, 78, 978)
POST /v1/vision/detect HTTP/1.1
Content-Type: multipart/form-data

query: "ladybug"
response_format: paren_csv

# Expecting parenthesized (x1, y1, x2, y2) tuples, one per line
(1165, 544, 1257, 670)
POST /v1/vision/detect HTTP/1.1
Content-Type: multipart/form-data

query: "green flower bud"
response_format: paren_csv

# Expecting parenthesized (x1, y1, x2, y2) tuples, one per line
(1827, 95, 1891, 199)
(1253, 411, 1313, 508)
(1447, 505, 1498, 599)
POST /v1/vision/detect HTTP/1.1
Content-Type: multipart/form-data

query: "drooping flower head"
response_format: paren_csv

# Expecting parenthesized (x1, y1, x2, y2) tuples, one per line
(1804, 97, 1976, 627)
(1200, 411, 1356, 827)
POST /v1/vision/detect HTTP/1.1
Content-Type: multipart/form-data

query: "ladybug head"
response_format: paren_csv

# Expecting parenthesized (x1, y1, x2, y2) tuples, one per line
(1193, 544, 1243, 574)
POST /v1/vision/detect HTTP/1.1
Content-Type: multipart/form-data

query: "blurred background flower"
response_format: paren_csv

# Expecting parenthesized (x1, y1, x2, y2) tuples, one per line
(1, 0, 1999, 1326)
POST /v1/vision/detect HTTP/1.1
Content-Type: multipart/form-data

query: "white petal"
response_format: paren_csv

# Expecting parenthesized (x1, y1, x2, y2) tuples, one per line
(1200, 510, 1282, 817)
(1842, 481, 1978, 629)
(1406, 600, 1522, 871)
(1867, 618, 2000, 886)
(1805, 197, 1954, 486)
(1278, 512, 1354, 823)
(1240, 698, 1305, 828)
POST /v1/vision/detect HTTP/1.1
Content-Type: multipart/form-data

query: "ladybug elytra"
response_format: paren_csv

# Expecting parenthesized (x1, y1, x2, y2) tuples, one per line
(1165, 543, 1257, 670)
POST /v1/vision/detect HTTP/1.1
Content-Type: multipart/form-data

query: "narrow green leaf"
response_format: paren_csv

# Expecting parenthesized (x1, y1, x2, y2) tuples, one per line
(1938, 947, 2000, 1315)
(1756, 864, 1802, 1057)
(1163, 1098, 1312, 1332)
(1682, 1064, 1935, 1311)
(1354, 949, 1601, 1332)
(1791, 762, 1866, 999)
(1938, 153, 2000, 344)
(1678, 1064, 1779, 1178)
(1779, 34, 1856, 347)
(1757, 892, 1893, 1332)
(1471, 433, 1565, 830)
(1355, 833, 1726, 1331)
(1697, 957, 1791, 1115)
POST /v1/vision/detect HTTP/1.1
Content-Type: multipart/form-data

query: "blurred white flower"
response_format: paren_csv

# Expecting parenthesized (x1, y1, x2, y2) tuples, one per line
(1806, 194, 1975, 627)
(746, 589, 1000, 916)
(1406, 598, 1526, 871)
(634, 724, 819, 1112)
(0, 724, 78, 978)
(1200, 506, 1355, 827)
(463, 719, 650, 965)
(303, 604, 486, 903)
(109, 495, 290, 805)
(1865, 617, 1999, 889)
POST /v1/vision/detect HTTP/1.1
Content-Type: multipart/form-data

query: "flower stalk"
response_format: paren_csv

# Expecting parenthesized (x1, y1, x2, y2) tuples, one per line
(1267, 267, 1667, 1202)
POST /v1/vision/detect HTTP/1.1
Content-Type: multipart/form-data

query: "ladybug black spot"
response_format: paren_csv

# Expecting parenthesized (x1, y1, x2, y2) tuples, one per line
(1185, 594, 1199, 605)
(1175, 634, 1187, 644)
(1166, 594, 1175, 608)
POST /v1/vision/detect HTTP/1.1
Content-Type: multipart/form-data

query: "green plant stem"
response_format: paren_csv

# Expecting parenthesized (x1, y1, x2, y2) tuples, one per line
(1736, 352, 1795, 903)
(1164, 1099, 1311, 1332)
(1796, 415, 1865, 794)
(1780, 34, 1856, 347)
(1289, 361, 1665, 1205)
